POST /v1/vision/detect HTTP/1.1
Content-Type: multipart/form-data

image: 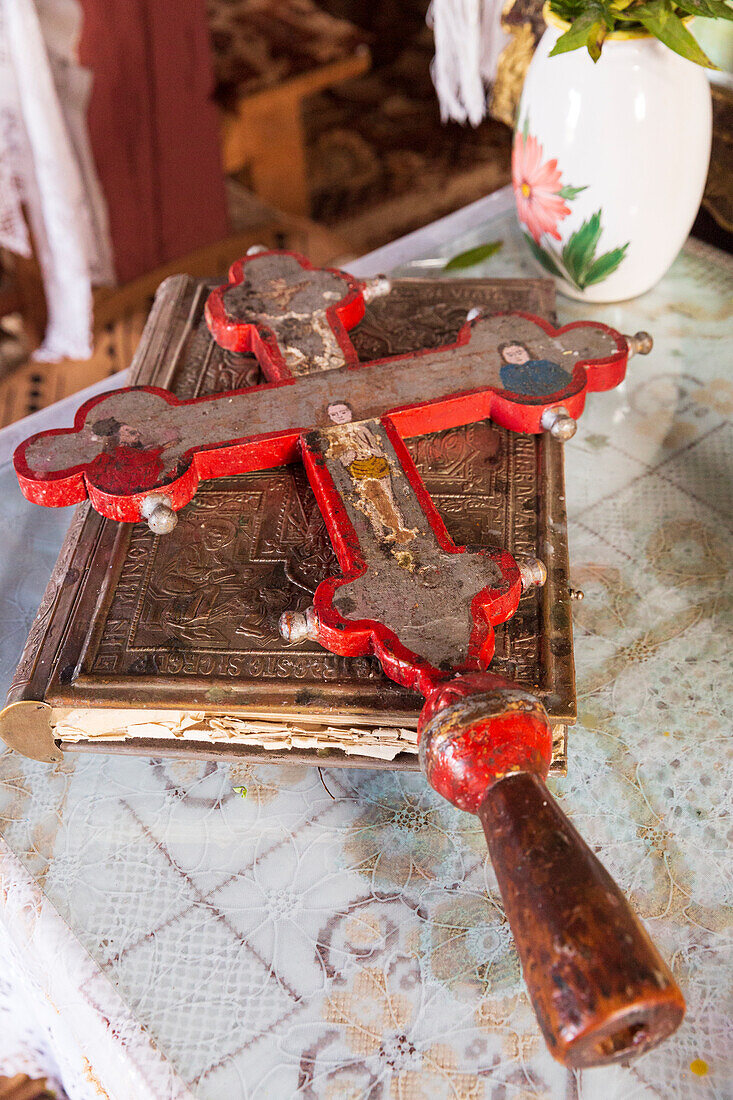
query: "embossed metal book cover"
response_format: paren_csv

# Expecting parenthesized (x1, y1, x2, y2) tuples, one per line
(4, 274, 574, 770)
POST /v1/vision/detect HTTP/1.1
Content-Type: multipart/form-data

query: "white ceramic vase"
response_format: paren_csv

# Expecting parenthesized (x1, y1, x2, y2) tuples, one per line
(513, 18, 713, 302)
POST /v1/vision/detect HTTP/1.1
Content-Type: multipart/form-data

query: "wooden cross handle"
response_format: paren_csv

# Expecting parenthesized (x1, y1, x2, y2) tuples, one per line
(418, 673, 685, 1068)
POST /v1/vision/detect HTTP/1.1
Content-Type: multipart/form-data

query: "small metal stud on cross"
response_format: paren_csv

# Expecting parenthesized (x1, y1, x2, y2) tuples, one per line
(14, 251, 683, 1066)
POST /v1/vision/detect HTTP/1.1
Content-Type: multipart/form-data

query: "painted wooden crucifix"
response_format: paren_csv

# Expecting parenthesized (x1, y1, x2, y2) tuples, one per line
(13, 251, 682, 1066)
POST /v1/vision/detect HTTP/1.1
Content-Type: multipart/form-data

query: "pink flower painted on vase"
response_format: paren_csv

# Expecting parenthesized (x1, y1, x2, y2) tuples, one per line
(512, 131, 571, 244)
(513, 117, 627, 291)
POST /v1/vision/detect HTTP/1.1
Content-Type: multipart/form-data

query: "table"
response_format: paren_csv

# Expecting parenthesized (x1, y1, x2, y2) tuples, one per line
(0, 187, 731, 1099)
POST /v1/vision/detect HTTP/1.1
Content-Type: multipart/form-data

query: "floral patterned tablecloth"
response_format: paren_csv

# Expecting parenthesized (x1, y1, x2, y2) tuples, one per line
(0, 190, 731, 1099)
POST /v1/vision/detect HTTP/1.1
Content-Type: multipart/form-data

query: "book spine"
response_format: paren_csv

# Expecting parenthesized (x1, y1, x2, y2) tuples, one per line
(5, 274, 195, 708)
(6, 502, 93, 706)
(129, 273, 194, 386)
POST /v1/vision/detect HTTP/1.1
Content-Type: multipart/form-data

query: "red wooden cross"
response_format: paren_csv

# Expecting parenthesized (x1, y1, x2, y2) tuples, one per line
(15, 250, 646, 521)
(13, 251, 682, 1066)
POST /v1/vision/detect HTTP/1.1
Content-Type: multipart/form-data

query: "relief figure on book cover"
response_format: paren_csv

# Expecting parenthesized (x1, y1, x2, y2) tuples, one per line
(152, 516, 288, 645)
(137, 481, 305, 652)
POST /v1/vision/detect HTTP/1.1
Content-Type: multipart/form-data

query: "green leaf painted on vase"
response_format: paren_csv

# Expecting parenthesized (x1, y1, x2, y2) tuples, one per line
(583, 243, 630, 285)
(523, 233, 564, 278)
(443, 240, 504, 270)
(526, 209, 628, 290)
(562, 211, 603, 285)
(633, 1, 718, 65)
(558, 184, 588, 200)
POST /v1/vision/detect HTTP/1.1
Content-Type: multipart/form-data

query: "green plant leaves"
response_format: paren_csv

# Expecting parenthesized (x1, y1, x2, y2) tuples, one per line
(550, 0, 591, 18)
(674, 0, 733, 19)
(547, 0, 726, 63)
(633, 0, 718, 64)
(550, 6, 614, 60)
(443, 241, 504, 271)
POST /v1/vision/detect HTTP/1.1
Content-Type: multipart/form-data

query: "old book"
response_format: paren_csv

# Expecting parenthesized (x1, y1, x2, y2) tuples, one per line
(1, 274, 574, 769)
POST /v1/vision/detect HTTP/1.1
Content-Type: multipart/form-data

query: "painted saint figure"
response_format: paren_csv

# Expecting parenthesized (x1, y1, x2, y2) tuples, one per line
(88, 417, 166, 495)
(325, 402, 416, 546)
(498, 341, 573, 398)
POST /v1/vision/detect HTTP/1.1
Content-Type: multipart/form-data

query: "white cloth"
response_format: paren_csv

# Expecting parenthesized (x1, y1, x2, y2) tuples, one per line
(0, 837, 193, 1099)
(427, 0, 509, 125)
(0, 921, 69, 1098)
(0, 0, 114, 361)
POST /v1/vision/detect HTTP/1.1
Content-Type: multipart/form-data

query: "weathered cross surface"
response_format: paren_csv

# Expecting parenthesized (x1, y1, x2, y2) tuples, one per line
(15, 249, 638, 690)
(17, 251, 631, 508)
(12, 253, 685, 1065)
(15, 249, 640, 691)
